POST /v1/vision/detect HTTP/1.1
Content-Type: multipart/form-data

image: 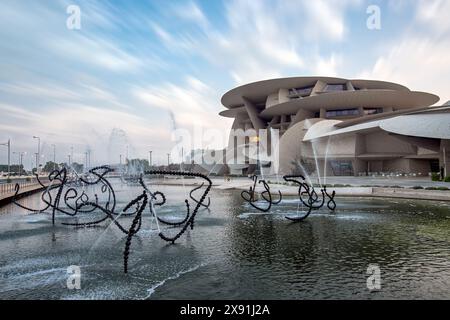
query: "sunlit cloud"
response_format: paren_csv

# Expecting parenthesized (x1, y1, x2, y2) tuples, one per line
(0, 0, 449, 167)
(172, 1, 210, 30)
(360, 0, 450, 103)
(133, 76, 232, 132)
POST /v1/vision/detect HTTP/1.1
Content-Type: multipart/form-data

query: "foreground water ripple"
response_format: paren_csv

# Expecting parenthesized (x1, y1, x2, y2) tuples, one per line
(0, 184, 450, 299)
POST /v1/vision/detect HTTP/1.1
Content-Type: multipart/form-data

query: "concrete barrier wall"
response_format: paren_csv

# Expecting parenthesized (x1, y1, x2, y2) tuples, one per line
(257, 184, 450, 201)
(371, 187, 450, 201)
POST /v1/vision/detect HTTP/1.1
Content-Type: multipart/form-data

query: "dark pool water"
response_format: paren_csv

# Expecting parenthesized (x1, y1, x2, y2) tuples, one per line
(1, 182, 450, 299)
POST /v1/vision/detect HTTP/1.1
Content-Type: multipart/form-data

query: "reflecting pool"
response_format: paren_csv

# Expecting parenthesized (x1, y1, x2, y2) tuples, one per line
(1, 182, 450, 299)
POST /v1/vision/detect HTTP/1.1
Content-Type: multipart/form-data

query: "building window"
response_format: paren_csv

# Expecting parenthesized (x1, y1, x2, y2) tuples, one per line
(430, 160, 440, 173)
(325, 108, 360, 117)
(325, 84, 346, 92)
(288, 86, 314, 97)
(330, 160, 354, 176)
(363, 108, 383, 115)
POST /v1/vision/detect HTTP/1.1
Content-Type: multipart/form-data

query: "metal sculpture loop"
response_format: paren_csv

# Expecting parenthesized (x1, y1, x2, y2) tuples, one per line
(240, 174, 337, 222)
(189, 183, 211, 209)
(241, 175, 282, 212)
(12, 166, 212, 273)
(324, 186, 337, 211)
(283, 175, 336, 221)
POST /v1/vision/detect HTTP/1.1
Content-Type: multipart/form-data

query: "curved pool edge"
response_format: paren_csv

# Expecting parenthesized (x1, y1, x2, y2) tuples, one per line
(230, 185, 450, 202)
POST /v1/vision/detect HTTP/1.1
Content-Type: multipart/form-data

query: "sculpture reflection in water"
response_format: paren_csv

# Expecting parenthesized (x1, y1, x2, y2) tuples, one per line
(12, 166, 212, 273)
(241, 174, 336, 221)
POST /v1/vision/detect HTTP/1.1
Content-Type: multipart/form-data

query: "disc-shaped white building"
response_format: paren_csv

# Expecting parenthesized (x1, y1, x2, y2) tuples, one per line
(219, 76, 450, 177)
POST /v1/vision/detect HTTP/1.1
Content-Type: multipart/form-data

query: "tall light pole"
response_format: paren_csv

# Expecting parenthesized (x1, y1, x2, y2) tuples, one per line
(84, 151, 88, 171)
(34, 153, 38, 174)
(68, 154, 71, 167)
(51, 144, 56, 171)
(167, 153, 170, 167)
(0, 139, 10, 176)
(19, 152, 24, 176)
(33, 136, 40, 173)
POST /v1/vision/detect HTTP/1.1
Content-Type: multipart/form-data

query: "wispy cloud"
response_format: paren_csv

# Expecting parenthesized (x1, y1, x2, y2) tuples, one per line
(415, 0, 450, 34)
(151, 0, 360, 84)
(49, 35, 145, 72)
(299, 0, 362, 41)
(0, 0, 449, 167)
(360, 0, 450, 103)
(133, 76, 232, 133)
(172, 1, 210, 30)
(0, 83, 80, 100)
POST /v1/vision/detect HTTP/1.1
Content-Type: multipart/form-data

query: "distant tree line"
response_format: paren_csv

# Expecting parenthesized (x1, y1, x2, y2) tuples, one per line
(40, 161, 84, 174)
(0, 164, 25, 174)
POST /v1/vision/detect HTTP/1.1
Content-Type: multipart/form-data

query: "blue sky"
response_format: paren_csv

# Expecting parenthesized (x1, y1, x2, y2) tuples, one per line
(0, 0, 449, 168)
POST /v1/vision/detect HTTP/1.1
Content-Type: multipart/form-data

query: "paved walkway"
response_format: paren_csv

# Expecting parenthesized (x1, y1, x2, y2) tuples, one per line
(107, 175, 450, 189)
(173, 175, 450, 188)
(212, 176, 450, 202)
(303, 176, 450, 188)
(0, 180, 51, 206)
(141, 175, 450, 189)
(1, 175, 449, 207)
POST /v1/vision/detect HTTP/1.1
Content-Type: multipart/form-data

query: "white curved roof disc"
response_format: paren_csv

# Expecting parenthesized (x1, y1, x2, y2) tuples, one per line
(380, 114, 450, 139)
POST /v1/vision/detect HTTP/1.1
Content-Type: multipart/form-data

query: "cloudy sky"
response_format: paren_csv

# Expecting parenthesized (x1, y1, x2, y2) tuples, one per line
(0, 0, 449, 168)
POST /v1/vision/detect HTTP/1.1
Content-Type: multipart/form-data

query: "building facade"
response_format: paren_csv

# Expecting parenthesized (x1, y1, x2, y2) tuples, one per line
(219, 76, 450, 177)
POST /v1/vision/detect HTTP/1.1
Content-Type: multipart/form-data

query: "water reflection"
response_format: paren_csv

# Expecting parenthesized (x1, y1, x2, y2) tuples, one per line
(0, 184, 450, 299)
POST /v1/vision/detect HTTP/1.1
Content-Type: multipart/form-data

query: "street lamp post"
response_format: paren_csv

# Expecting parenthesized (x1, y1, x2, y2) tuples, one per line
(33, 136, 40, 174)
(167, 153, 170, 167)
(34, 153, 38, 174)
(19, 152, 24, 176)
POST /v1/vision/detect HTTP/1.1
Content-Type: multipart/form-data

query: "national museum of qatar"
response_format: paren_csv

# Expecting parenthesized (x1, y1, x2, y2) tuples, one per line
(218, 77, 450, 177)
